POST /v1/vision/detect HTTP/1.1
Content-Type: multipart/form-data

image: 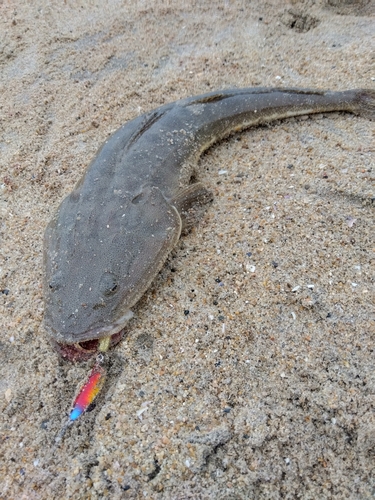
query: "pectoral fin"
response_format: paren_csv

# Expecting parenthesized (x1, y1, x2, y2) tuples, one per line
(171, 182, 213, 233)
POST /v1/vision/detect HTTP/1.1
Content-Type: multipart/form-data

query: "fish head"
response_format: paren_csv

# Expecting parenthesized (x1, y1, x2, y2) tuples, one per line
(43, 185, 181, 359)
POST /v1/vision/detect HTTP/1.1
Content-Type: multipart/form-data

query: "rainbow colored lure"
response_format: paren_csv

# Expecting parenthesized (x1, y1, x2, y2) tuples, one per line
(69, 363, 106, 421)
(55, 338, 111, 444)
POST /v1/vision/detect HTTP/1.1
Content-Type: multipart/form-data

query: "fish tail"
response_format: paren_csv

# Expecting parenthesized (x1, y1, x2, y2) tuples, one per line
(347, 89, 375, 119)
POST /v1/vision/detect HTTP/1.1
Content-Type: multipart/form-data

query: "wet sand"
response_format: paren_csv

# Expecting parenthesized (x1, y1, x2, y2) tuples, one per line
(0, 1, 374, 498)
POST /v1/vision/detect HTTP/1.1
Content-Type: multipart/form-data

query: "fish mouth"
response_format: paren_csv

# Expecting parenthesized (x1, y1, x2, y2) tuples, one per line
(50, 329, 125, 362)
(46, 311, 134, 361)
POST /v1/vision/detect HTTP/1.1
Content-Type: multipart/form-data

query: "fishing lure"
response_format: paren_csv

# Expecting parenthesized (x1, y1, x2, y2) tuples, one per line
(69, 361, 106, 421)
(55, 337, 110, 443)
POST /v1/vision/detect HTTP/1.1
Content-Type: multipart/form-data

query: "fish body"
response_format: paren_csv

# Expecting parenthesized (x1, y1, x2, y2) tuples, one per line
(43, 87, 375, 358)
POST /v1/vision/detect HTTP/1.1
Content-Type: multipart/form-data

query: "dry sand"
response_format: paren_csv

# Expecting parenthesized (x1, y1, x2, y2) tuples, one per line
(0, 0, 374, 498)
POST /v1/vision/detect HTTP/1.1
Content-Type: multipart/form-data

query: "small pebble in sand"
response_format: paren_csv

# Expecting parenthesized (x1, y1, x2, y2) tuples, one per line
(5, 388, 12, 402)
(346, 217, 357, 227)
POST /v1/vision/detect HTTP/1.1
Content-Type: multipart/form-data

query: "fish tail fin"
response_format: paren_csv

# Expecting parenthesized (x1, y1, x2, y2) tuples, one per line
(350, 89, 375, 120)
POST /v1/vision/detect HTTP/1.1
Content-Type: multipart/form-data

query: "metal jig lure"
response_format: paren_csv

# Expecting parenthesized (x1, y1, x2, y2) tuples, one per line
(55, 337, 110, 443)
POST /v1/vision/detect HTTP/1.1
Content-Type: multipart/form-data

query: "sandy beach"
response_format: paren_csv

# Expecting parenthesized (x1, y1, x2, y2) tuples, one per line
(0, 1, 374, 498)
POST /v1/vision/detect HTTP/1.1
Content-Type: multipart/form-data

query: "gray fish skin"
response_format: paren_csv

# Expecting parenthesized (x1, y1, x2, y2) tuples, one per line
(43, 87, 375, 347)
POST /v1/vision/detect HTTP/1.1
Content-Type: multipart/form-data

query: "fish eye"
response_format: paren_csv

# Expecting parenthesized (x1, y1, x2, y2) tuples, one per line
(99, 272, 118, 296)
(131, 191, 146, 205)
